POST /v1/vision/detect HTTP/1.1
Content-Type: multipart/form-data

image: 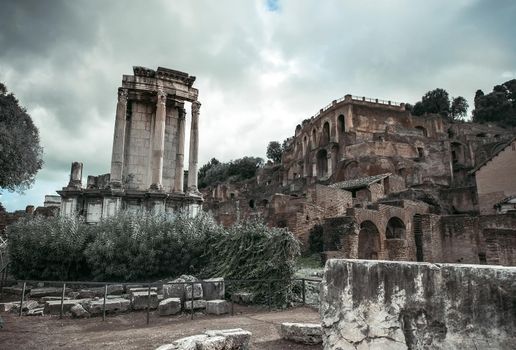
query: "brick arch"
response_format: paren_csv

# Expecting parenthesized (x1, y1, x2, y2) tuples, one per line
(358, 220, 381, 260)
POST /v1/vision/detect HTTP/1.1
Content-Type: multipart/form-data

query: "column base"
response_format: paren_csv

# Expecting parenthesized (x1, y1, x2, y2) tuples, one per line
(149, 183, 164, 191)
(187, 187, 202, 197)
(110, 181, 123, 189)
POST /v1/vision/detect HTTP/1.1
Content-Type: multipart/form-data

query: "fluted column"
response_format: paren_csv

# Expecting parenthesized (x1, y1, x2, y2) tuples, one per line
(110, 88, 128, 187)
(187, 101, 200, 194)
(151, 89, 167, 190)
(174, 107, 186, 192)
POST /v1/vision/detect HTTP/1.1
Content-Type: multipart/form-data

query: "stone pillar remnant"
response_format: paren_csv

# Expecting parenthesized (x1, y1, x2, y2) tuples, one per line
(67, 162, 83, 189)
(151, 89, 167, 190)
(174, 107, 186, 192)
(188, 101, 200, 194)
(109, 88, 128, 187)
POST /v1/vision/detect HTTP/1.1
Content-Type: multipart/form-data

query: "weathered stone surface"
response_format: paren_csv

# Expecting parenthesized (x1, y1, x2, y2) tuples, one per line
(158, 298, 181, 316)
(155, 329, 251, 350)
(320, 259, 516, 350)
(29, 287, 66, 298)
(183, 299, 206, 311)
(280, 323, 322, 345)
(0, 302, 16, 312)
(164, 275, 203, 300)
(43, 299, 90, 315)
(78, 285, 124, 298)
(202, 278, 225, 300)
(40, 296, 70, 302)
(231, 292, 253, 304)
(204, 329, 251, 349)
(131, 291, 159, 310)
(128, 287, 158, 294)
(85, 298, 130, 315)
(2, 287, 25, 295)
(71, 304, 89, 318)
(26, 307, 44, 316)
(163, 283, 185, 300)
(205, 300, 229, 315)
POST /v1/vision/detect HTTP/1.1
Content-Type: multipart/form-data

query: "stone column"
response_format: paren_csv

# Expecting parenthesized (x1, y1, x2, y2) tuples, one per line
(187, 101, 201, 194)
(174, 107, 186, 192)
(67, 161, 83, 188)
(109, 88, 128, 187)
(151, 89, 167, 190)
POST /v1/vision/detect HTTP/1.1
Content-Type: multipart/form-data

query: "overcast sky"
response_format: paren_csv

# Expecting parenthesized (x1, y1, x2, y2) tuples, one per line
(1, 0, 515, 211)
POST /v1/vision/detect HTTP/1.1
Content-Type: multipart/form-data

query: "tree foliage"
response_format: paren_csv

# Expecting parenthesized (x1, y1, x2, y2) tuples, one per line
(198, 156, 263, 189)
(0, 82, 43, 192)
(473, 79, 516, 127)
(266, 141, 283, 163)
(411, 88, 468, 121)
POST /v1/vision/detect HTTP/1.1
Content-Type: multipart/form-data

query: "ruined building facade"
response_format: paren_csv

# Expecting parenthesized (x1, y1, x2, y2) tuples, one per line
(59, 67, 203, 222)
(203, 94, 516, 266)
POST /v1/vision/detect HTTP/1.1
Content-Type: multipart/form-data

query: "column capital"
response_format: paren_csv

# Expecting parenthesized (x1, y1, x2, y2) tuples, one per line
(118, 88, 128, 103)
(178, 107, 186, 120)
(192, 100, 201, 115)
(157, 89, 167, 105)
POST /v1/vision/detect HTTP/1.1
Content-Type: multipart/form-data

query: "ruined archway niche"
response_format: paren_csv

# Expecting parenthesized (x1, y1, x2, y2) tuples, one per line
(317, 149, 328, 178)
(338, 114, 345, 133)
(322, 122, 330, 144)
(358, 220, 381, 259)
(415, 125, 427, 137)
(413, 214, 424, 262)
(311, 128, 317, 149)
(386, 217, 406, 239)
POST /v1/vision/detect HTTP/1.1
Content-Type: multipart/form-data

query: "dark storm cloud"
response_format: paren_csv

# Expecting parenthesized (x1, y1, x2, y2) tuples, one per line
(1, 0, 515, 210)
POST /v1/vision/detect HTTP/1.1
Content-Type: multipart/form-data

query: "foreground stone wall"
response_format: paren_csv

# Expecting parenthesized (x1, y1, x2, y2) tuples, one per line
(320, 259, 516, 350)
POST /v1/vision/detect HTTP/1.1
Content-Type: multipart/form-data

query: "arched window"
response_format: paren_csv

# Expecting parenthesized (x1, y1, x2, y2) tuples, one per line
(322, 122, 330, 144)
(312, 129, 317, 148)
(249, 199, 256, 209)
(386, 217, 406, 239)
(338, 114, 345, 133)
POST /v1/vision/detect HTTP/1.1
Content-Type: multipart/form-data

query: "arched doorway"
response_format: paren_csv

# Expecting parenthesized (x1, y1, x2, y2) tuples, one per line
(316, 149, 328, 178)
(413, 214, 424, 261)
(322, 122, 330, 144)
(386, 217, 406, 239)
(358, 221, 380, 259)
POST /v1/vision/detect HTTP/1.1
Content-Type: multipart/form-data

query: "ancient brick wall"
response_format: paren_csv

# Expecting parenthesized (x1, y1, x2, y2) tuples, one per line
(307, 184, 352, 217)
(475, 140, 516, 215)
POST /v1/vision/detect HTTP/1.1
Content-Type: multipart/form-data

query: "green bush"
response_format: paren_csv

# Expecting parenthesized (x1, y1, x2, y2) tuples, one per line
(85, 210, 223, 281)
(8, 215, 93, 280)
(204, 219, 301, 305)
(7, 211, 300, 304)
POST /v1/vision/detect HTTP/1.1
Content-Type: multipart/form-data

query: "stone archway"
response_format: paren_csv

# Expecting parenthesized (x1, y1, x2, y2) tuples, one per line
(358, 220, 380, 259)
(386, 217, 406, 239)
(317, 149, 328, 178)
(413, 214, 424, 262)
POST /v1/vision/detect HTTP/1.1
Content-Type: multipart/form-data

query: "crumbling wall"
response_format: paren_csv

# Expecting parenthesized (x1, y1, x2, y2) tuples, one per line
(320, 259, 516, 350)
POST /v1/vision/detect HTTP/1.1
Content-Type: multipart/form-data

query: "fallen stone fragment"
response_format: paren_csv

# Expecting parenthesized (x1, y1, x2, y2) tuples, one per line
(131, 291, 159, 310)
(40, 296, 70, 302)
(44, 299, 91, 315)
(196, 335, 226, 350)
(71, 304, 89, 318)
(202, 278, 225, 300)
(204, 328, 251, 349)
(206, 300, 229, 315)
(183, 299, 206, 311)
(29, 287, 66, 298)
(0, 302, 16, 312)
(279, 322, 322, 345)
(78, 285, 124, 298)
(231, 292, 253, 304)
(85, 298, 130, 315)
(158, 298, 181, 316)
(26, 307, 44, 316)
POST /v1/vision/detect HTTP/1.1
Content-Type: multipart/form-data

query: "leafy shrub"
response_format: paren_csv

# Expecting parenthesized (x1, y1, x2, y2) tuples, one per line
(204, 219, 301, 305)
(8, 215, 93, 280)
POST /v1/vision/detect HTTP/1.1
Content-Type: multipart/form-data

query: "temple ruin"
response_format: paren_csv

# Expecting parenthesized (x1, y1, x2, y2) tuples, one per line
(58, 66, 203, 222)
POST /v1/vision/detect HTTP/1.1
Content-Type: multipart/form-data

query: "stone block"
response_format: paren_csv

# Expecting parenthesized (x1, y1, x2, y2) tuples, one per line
(78, 285, 124, 298)
(40, 296, 70, 302)
(71, 304, 89, 318)
(131, 291, 159, 310)
(43, 299, 90, 315)
(26, 307, 44, 316)
(231, 292, 253, 304)
(128, 287, 158, 294)
(163, 283, 185, 300)
(2, 287, 25, 295)
(183, 299, 206, 311)
(320, 260, 516, 350)
(184, 282, 203, 300)
(196, 336, 226, 350)
(279, 323, 322, 345)
(206, 300, 229, 315)
(158, 298, 181, 316)
(202, 278, 225, 300)
(204, 328, 252, 349)
(0, 302, 16, 312)
(29, 287, 66, 298)
(85, 298, 130, 315)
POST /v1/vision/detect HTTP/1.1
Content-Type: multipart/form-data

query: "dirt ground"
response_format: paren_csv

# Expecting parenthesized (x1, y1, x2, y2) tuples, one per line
(0, 305, 322, 350)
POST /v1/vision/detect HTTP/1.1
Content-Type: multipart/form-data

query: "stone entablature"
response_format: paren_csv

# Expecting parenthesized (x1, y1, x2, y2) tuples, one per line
(59, 66, 203, 222)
